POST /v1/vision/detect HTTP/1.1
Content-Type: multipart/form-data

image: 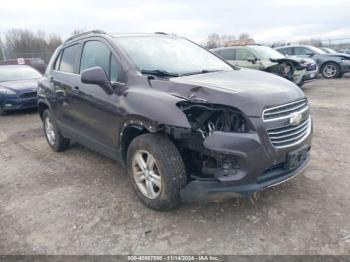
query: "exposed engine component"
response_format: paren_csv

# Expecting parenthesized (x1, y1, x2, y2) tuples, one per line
(177, 102, 248, 138)
(266, 61, 295, 81)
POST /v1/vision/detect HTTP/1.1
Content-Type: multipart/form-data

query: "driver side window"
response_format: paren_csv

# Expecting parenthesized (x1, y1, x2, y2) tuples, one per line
(294, 47, 313, 56)
(236, 49, 255, 61)
(80, 40, 120, 81)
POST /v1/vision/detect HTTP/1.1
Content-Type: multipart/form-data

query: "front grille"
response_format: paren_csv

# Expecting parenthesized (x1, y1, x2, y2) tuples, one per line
(306, 63, 317, 71)
(263, 99, 308, 121)
(19, 92, 37, 99)
(267, 116, 311, 147)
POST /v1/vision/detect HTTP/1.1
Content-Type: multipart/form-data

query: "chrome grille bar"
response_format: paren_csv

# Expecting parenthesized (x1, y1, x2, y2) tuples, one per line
(263, 99, 308, 121)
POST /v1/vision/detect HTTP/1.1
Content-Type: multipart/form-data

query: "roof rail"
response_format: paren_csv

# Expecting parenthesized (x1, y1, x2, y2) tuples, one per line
(154, 32, 167, 35)
(64, 30, 107, 43)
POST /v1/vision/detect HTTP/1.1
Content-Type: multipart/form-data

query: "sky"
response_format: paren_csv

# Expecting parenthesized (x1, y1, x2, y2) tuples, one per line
(0, 0, 350, 44)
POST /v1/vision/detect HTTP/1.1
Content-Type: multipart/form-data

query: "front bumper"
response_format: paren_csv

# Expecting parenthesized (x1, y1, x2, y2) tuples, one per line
(180, 116, 313, 201)
(0, 96, 38, 111)
(340, 61, 350, 74)
(181, 155, 310, 200)
(303, 69, 318, 81)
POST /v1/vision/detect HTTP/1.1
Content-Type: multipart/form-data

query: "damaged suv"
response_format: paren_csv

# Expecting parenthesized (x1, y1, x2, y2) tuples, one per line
(38, 31, 312, 210)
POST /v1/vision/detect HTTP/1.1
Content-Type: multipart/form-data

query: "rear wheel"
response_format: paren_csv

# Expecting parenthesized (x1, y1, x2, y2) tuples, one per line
(321, 62, 340, 78)
(42, 110, 70, 152)
(127, 133, 187, 211)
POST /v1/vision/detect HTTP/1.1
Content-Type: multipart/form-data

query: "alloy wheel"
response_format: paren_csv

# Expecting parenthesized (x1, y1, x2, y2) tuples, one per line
(323, 64, 338, 78)
(45, 116, 56, 146)
(132, 150, 162, 199)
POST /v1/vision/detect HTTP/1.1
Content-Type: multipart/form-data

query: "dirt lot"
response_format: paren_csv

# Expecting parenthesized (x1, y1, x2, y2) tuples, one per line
(0, 76, 350, 255)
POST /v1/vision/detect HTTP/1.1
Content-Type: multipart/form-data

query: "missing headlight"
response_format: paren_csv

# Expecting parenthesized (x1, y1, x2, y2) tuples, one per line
(177, 102, 249, 137)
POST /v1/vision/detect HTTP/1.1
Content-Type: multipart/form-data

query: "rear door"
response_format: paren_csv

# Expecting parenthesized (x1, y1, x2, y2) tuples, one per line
(71, 39, 125, 148)
(51, 43, 81, 129)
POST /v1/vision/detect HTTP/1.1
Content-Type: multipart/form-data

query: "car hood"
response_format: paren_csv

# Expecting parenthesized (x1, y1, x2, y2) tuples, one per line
(0, 79, 39, 92)
(322, 53, 350, 59)
(290, 57, 315, 65)
(150, 68, 305, 117)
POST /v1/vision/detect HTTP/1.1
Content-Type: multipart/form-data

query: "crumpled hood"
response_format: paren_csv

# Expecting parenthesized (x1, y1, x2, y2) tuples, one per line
(151, 68, 305, 117)
(0, 79, 39, 92)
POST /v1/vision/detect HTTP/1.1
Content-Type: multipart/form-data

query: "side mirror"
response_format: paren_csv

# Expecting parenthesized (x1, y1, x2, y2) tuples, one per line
(306, 52, 314, 57)
(81, 67, 114, 94)
(247, 58, 258, 64)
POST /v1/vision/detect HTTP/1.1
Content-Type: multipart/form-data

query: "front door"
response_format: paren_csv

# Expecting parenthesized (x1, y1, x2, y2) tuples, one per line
(234, 48, 260, 70)
(71, 40, 124, 148)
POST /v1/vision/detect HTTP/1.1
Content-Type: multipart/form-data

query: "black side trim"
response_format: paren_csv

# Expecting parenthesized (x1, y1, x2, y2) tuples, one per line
(57, 121, 124, 166)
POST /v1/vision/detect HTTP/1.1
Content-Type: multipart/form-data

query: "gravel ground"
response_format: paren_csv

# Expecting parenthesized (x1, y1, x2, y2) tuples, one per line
(0, 76, 349, 255)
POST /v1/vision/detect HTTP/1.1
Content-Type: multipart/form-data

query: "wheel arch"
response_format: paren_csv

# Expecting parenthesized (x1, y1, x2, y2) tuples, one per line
(38, 100, 50, 120)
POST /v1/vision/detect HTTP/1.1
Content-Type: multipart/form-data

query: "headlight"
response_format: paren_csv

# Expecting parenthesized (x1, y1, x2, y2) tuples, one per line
(177, 102, 251, 137)
(0, 87, 16, 95)
(341, 57, 350, 62)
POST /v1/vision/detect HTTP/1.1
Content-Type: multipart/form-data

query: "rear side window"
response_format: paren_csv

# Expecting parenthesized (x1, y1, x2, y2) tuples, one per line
(59, 44, 79, 73)
(220, 49, 235, 60)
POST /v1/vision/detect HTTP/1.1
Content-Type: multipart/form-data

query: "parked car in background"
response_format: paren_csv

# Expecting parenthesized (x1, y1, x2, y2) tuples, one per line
(275, 45, 350, 78)
(0, 58, 47, 74)
(339, 49, 350, 55)
(38, 31, 312, 210)
(0, 65, 41, 115)
(321, 47, 337, 54)
(211, 45, 312, 87)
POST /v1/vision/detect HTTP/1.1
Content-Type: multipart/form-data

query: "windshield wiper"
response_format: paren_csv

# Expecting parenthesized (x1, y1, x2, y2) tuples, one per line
(141, 69, 179, 77)
(180, 69, 224, 76)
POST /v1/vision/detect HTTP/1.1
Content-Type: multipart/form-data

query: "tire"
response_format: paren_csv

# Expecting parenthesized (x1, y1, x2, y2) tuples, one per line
(297, 80, 304, 88)
(295, 77, 304, 88)
(127, 133, 187, 211)
(0, 107, 6, 116)
(42, 110, 70, 152)
(321, 62, 340, 78)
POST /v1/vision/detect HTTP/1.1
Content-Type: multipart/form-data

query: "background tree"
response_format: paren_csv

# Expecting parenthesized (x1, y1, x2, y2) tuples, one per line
(3, 28, 62, 62)
(238, 33, 250, 40)
(71, 28, 86, 36)
(0, 38, 5, 60)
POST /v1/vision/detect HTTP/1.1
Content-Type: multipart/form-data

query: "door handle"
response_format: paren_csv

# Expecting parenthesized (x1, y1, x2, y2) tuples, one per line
(74, 86, 79, 90)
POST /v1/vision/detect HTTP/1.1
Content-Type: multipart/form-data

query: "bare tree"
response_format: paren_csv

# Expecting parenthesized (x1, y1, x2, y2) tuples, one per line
(206, 33, 221, 49)
(204, 33, 237, 48)
(71, 28, 86, 36)
(4, 28, 62, 62)
(238, 33, 250, 40)
(0, 38, 5, 60)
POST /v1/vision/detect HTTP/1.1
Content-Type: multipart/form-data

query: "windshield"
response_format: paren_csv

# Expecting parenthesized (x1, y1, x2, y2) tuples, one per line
(114, 36, 232, 75)
(248, 45, 285, 59)
(0, 66, 42, 82)
(308, 46, 326, 54)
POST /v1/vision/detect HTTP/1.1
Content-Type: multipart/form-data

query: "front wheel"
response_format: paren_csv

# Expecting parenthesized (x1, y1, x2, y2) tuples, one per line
(127, 133, 187, 211)
(0, 107, 6, 116)
(321, 62, 340, 78)
(42, 110, 70, 152)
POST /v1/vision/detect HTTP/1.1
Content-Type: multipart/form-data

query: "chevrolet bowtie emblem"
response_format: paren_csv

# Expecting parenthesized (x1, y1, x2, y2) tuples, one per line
(290, 113, 303, 126)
